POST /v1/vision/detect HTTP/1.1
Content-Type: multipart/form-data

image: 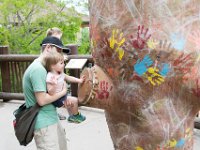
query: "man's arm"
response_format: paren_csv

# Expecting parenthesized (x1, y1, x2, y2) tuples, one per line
(47, 82, 57, 95)
(35, 82, 67, 106)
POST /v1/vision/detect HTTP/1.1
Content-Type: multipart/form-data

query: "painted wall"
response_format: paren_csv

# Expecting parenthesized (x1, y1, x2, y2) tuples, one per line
(88, 1, 200, 149)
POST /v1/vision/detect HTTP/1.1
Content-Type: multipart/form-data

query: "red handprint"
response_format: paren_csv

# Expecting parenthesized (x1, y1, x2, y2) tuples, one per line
(97, 80, 112, 99)
(183, 66, 198, 82)
(172, 53, 194, 75)
(131, 25, 151, 49)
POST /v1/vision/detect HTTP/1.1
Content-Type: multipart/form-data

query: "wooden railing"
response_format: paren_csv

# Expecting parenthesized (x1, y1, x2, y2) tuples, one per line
(0, 46, 93, 101)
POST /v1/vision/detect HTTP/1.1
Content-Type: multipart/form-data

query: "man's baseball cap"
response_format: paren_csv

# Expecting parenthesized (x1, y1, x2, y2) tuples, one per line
(40, 36, 70, 54)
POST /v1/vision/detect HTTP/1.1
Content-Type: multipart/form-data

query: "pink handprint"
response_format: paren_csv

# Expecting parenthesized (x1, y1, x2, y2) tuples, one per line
(131, 25, 151, 49)
(188, 30, 200, 50)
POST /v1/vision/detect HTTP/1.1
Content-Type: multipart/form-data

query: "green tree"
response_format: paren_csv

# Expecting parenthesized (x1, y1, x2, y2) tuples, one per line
(0, 0, 84, 54)
(78, 27, 90, 54)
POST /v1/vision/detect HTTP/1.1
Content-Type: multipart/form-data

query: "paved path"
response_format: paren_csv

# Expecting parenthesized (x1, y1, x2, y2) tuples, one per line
(0, 100, 199, 150)
(0, 100, 114, 150)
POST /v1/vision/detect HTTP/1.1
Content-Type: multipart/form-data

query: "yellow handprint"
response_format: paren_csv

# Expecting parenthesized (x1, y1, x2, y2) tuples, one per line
(147, 39, 158, 49)
(135, 146, 144, 150)
(145, 67, 165, 86)
(167, 138, 177, 148)
(109, 29, 125, 60)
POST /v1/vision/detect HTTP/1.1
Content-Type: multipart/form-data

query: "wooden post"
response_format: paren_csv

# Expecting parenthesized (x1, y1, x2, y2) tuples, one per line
(66, 44, 79, 97)
(0, 46, 11, 102)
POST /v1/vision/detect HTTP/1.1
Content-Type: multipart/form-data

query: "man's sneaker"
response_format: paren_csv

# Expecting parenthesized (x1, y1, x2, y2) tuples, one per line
(68, 112, 86, 123)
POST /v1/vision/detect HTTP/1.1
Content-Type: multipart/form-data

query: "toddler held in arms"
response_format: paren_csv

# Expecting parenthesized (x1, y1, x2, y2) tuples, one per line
(44, 51, 86, 123)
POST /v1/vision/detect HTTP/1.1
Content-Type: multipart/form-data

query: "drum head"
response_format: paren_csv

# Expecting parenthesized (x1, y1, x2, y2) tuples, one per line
(92, 65, 113, 100)
(78, 68, 93, 104)
(78, 65, 113, 105)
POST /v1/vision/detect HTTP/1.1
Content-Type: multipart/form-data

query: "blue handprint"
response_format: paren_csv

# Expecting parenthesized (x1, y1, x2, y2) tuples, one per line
(170, 32, 186, 51)
(159, 63, 170, 77)
(175, 138, 185, 148)
(134, 54, 153, 76)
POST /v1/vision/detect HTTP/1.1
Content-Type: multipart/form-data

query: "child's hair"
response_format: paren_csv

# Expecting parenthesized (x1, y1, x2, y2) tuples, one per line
(44, 52, 64, 72)
(46, 27, 62, 37)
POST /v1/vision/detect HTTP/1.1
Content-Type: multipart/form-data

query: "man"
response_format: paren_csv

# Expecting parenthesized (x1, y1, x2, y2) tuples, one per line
(45, 27, 86, 122)
(23, 36, 68, 150)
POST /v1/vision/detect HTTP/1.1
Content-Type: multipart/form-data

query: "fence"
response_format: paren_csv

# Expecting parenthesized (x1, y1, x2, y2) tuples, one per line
(0, 46, 93, 101)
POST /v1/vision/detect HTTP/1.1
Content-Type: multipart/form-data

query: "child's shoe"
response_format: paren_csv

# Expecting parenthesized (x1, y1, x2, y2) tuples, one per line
(68, 112, 86, 123)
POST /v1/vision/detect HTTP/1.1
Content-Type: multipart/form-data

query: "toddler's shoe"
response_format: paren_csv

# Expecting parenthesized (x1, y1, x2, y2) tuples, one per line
(68, 112, 86, 123)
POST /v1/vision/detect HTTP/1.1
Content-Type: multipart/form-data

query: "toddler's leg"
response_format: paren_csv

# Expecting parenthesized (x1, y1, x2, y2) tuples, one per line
(64, 96, 86, 123)
(65, 96, 78, 115)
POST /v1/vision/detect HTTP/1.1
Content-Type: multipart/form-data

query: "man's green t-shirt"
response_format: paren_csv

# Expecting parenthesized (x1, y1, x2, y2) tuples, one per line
(23, 59, 58, 130)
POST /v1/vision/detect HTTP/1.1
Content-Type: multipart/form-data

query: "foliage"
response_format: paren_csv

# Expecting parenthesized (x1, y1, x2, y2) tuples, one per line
(0, 0, 88, 54)
(78, 27, 90, 54)
(0, 26, 9, 45)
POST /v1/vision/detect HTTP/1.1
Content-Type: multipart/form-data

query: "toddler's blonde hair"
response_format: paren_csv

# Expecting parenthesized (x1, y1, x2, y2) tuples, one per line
(44, 52, 64, 72)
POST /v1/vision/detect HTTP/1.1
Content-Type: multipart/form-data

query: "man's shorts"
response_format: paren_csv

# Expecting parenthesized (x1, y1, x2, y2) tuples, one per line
(52, 95, 67, 108)
(34, 122, 68, 150)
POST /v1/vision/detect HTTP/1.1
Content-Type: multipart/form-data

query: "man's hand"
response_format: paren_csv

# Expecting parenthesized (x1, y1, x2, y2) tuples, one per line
(35, 82, 67, 106)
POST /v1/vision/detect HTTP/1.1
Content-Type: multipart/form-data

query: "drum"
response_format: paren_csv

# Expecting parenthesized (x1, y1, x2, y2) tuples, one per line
(78, 65, 113, 106)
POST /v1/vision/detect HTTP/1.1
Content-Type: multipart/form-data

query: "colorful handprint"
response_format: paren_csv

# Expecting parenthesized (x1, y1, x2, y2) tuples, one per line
(145, 67, 165, 86)
(97, 80, 112, 99)
(130, 25, 151, 49)
(147, 38, 159, 49)
(134, 54, 153, 76)
(172, 53, 194, 75)
(109, 29, 125, 60)
(188, 30, 200, 50)
(153, 40, 174, 62)
(159, 63, 170, 77)
(170, 32, 186, 51)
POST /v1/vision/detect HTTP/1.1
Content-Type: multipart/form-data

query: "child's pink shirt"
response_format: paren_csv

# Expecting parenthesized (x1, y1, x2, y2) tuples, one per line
(46, 72, 65, 94)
